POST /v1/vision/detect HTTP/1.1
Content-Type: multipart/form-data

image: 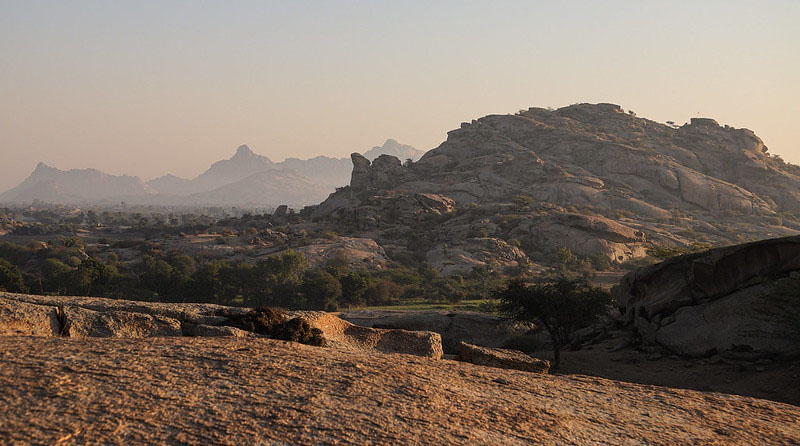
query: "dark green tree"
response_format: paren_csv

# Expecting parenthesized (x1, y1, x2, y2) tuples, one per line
(246, 250, 309, 308)
(495, 275, 613, 369)
(0, 259, 28, 293)
(302, 269, 342, 311)
(339, 272, 370, 307)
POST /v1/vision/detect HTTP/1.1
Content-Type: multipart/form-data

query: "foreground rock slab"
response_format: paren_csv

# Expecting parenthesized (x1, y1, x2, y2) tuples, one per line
(2, 336, 798, 445)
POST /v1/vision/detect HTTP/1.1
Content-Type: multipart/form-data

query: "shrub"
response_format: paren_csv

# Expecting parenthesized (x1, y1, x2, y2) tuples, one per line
(321, 231, 339, 240)
(365, 279, 403, 306)
(271, 317, 326, 346)
(226, 307, 287, 334)
(225, 307, 325, 346)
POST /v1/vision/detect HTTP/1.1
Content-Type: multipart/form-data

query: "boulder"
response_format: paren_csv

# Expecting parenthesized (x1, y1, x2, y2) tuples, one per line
(296, 311, 443, 358)
(339, 310, 524, 353)
(0, 298, 60, 336)
(614, 236, 800, 358)
(456, 342, 550, 373)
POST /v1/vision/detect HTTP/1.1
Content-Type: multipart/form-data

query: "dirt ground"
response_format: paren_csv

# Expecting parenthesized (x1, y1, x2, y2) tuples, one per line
(2, 336, 799, 445)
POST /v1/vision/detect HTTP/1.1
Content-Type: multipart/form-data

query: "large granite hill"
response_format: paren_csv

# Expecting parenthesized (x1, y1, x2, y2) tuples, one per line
(312, 103, 800, 273)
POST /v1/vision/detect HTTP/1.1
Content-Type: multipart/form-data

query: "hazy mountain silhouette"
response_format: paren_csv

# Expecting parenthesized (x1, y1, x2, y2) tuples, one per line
(0, 163, 154, 203)
(363, 139, 425, 162)
(1, 141, 423, 207)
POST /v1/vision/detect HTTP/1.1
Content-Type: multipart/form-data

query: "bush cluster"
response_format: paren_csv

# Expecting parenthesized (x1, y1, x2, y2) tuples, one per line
(226, 307, 325, 346)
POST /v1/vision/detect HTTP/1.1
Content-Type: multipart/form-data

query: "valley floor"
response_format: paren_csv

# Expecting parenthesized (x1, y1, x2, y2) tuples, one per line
(1, 336, 799, 445)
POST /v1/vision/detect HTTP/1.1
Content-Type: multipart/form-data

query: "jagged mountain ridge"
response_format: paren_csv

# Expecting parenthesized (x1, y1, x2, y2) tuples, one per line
(0, 163, 155, 203)
(1, 141, 423, 207)
(312, 103, 800, 274)
(363, 139, 425, 163)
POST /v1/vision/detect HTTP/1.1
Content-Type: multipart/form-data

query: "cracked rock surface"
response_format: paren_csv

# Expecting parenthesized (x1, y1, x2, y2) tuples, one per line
(1, 336, 799, 445)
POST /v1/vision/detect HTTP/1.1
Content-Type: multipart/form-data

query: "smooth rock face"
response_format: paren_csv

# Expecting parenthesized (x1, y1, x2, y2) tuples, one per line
(0, 298, 60, 336)
(456, 342, 550, 373)
(614, 236, 800, 357)
(340, 310, 522, 353)
(0, 292, 240, 326)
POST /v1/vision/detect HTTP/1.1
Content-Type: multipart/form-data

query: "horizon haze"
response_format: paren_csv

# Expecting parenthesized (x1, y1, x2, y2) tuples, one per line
(1, 1, 798, 193)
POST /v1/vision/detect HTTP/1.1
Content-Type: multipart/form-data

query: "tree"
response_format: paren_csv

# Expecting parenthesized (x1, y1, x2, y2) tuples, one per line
(495, 275, 613, 369)
(302, 269, 342, 311)
(246, 250, 309, 308)
(340, 272, 370, 307)
(0, 259, 28, 293)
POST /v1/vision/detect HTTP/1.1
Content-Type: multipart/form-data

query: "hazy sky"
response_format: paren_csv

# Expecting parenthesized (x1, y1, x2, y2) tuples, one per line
(1, 1, 798, 192)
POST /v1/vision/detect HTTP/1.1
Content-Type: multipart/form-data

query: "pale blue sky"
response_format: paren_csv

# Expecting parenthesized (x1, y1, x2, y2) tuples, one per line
(1, 1, 798, 190)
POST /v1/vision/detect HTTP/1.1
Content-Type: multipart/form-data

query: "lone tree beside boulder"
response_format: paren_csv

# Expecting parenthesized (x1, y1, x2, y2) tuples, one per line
(495, 275, 613, 369)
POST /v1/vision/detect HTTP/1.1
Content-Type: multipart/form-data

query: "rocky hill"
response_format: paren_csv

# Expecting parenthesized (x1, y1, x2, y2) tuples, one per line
(311, 103, 800, 274)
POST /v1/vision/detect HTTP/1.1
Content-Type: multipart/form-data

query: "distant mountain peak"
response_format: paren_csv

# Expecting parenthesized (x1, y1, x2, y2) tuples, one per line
(32, 162, 59, 177)
(234, 144, 255, 157)
(363, 139, 425, 162)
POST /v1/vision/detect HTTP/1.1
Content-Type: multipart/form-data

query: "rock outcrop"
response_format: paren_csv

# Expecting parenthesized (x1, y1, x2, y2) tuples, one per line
(0, 293, 443, 358)
(6, 336, 797, 444)
(614, 236, 800, 358)
(350, 153, 416, 193)
(295, 311, 443, 358)
(0, 299, 61, 336)
(456, 342, 550, 373)
(311, 104, 800, 274)
(289, 236, 390, 270)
